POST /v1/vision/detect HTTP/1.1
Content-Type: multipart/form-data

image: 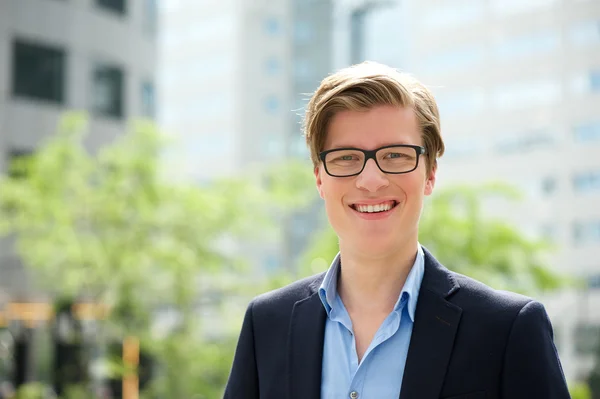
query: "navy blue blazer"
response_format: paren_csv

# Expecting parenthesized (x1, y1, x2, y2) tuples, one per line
(224, 248, 571, 399)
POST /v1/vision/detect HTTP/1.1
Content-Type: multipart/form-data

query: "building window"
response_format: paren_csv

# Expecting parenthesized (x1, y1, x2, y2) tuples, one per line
(436, 88, 486, 115)
(96, 0, 126, 15)
(569, 20, 600, 46)
(163, 92, 231, 124)
(491, 0, 557, 16)
(143, 0, 157, 35)
(293, 58, 314, 81)
(570, 71, 600, 94)
(265, 57, 281, 75)
(350, 10, 365, 64)
(570, 73, 589, 95)
(493, 131, 555, 154)
(573, 221, 600, 244)
(573, 223, 583, 241)
(492, 80, 561, 110)
(141, 81, 155, 118)
(589, 274, 600, 289)
(264, 17, 281, 36)
(92, 64, 124, 119)
(162, 55, 235, 86)
(573, 171, 600, 192)
(494, 30, 559, 59)
(12, 39, 65, 104)
(7, 149, 34, 179)
(574, 122, 600, 142)
(264, 133, 282, 158)
(541, 177, 557, 195)
(423, 2, 485, 29)
(161, 15, 233, 46)
(263, 253, 281, 273)
(540, 224, 558, 242)
(290, 135, 307, 158)
(574, 324, 600, 355)
(264, 95, 280, 114)
(294, 20, 312, 43)
(590, 70, 600, 92)
(424, 46, 483, 74)
(443, 136, 485, 159)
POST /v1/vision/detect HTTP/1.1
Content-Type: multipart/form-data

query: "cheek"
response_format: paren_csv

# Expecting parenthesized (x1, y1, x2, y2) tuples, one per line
(321, 179, 345, 204)
(392, 176, 428, 204)
(322, 183, 349, 230)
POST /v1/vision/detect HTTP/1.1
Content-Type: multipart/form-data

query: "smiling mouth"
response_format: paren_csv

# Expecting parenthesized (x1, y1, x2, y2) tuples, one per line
(350, 200, 398, 214)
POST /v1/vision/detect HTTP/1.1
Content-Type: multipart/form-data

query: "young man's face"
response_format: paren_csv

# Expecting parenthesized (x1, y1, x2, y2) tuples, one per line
(315, 105, 436, 255)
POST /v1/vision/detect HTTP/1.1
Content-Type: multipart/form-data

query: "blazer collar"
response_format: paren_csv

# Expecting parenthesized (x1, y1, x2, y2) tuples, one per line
(399, 247, 463, 399)
(287, 248, 462, 399)
(288, 274, 327, 399)
(420, 246, 460, 298)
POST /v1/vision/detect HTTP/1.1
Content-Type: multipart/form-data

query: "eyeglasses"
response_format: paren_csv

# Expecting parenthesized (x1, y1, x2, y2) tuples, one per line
(319, 144, 427, 177)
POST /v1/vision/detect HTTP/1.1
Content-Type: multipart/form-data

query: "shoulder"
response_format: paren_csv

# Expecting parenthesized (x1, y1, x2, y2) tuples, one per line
(248, 272, 325, 316)
(443, 271, 555, 345)
(421, 247, 537, 316)
(448, 271, 542, 322)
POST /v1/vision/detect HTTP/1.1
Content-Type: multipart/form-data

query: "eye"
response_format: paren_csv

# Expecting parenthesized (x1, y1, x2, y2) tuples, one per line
(385, 152, 408, 159)
(332, 154, 360, 162)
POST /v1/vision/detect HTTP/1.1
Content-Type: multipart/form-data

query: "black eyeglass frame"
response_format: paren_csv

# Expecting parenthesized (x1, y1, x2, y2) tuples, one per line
(318, 144, 427, 177)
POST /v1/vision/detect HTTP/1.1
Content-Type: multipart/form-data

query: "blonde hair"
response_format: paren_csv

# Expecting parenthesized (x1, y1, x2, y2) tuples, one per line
(303, 61, 444, 174)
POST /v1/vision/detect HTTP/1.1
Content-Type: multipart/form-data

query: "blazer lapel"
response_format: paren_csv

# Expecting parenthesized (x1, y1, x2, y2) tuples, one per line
(400, 248, 463, 399)
(288, 278, 327, 399)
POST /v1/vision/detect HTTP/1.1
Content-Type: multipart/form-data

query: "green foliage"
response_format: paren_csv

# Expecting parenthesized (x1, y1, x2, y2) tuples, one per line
(15, 383, 46, 399)
(140, 332, 236, 398)
(15, 383, 90, 399)
(0, 112, 272, 305)
(60, 385, 90, 399)
(261, 159, 316, 210)
(570, 381, 592, 399)
(418, 183, 567, 293)
(300, 183, 568, 295)
(588, 339, 600, 399)
(0, 111, 573, 397)
(0, 112, 308, 398)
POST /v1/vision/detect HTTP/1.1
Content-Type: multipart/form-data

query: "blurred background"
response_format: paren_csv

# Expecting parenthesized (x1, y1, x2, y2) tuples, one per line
(0, 0, 599, 397)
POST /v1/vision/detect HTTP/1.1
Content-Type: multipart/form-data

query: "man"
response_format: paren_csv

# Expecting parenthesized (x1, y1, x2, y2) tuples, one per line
(224, 62, 570, 399)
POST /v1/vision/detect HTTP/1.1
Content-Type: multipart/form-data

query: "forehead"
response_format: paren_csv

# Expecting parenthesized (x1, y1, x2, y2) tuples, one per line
(324, 105, 421, 150)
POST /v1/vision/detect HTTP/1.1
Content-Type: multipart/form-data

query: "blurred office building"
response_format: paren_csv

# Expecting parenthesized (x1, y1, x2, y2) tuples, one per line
(158, 0, 333, 272)
(0, 0, 157, 298)
(359, 0, 600, 383)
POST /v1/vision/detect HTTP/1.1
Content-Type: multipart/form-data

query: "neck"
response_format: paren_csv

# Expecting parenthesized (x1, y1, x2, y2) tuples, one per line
(337, 238, 419, 315)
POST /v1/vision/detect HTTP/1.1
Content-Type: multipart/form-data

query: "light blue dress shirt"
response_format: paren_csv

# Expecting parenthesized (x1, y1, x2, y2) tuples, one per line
(318, 245, 425, 399)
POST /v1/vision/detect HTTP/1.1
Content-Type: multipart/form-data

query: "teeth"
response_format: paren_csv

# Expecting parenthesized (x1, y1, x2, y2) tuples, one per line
(355, 202, 394, 213)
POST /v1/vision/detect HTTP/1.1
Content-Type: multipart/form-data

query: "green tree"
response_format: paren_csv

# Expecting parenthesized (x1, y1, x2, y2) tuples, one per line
(588, 338, 600, 399)
(299, 183, 566, 294)
(0, 111, 572, 397)
(571, 381, 592, 399)
(0, 112, 312, 397)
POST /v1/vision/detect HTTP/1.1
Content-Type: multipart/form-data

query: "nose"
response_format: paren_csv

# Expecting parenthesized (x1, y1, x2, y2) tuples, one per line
(356, 159, 389, 192)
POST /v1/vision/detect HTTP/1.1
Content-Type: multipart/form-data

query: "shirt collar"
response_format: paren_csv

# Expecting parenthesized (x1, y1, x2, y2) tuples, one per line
(318, 244, 425, 323)
(318, 252, 341, 316)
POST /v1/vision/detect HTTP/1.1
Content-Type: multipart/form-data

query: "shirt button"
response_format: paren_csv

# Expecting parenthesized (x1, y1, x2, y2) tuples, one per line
(350, 391, 359, 399)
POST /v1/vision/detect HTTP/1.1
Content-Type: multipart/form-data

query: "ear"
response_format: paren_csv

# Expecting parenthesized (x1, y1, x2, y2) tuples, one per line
(424, 164, 436, 196)
(315, 165, 324, 199)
